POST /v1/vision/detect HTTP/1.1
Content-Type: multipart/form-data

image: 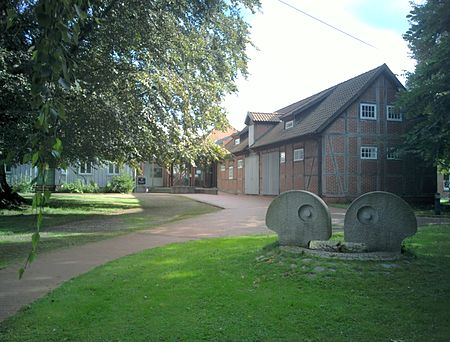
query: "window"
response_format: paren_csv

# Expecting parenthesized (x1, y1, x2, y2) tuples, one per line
(108, 163, 120, 175)
(220, 164, 225, 172)
(360, 146, 378, 159)
(237, 159, 244, 169)
(387, 105, 402, 121)
(153, 166, 163, 178)
(5, 164, 12, 174)
(444, 174, 449, 191)
(285, 120, 294, 129)
(360, 103, 377, 120)
(228, 166, 234, 179)
(280, 152, 286, 163)
(249, 125, 255, 146)
(386, 147, 401, 160)
(293, 148, 304, 161)
(79, 163, 92, 175)
(235, 138, 240, 145)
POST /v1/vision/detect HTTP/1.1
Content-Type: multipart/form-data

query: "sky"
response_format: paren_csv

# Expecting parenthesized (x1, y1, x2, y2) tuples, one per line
(223, 0, 419, 130)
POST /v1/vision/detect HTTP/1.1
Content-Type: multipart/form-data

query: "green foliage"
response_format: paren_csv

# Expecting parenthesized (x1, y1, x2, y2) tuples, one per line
(104, 175, 135, 193)
(1, 228, 449, 340)
(397, 0, 450, 169)
(1, 0, 260, 169)
(11, 179, 33, 193)
(57, 180, 99, 193)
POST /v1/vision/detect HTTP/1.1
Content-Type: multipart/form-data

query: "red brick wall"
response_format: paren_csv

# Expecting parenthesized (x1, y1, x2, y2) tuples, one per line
(279, 139, 320, 194)
(217, 156, 245, 194)
(321, 74, 436, 202)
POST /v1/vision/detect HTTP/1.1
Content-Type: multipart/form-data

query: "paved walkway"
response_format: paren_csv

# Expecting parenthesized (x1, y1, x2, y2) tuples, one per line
(0, 192, 446, 321)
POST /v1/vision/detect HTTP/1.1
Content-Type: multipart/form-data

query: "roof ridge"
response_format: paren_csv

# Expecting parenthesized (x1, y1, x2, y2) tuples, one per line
(250, 64, 400, 149)
(276, 64, 387, 117)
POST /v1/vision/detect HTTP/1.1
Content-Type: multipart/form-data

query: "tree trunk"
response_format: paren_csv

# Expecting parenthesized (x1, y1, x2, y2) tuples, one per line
(0, 163, 29, 209)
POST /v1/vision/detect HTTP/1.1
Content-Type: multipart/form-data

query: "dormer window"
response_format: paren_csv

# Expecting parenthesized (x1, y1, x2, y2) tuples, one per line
(235, 138, 240, 145)
(285, 120, 294, 129)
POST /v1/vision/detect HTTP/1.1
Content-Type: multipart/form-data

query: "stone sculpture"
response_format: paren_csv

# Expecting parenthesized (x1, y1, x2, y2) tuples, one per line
(266, 190, 418, 256)
(265, 190, 332, 247)
(344, 191, 417, 252)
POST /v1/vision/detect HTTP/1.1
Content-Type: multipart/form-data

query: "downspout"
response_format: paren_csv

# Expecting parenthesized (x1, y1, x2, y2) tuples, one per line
(317, 135, 323, 197)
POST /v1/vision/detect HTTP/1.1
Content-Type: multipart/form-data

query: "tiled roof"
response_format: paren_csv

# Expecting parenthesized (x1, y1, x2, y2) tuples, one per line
(276, 87, 335, 117)
(234, 125, 248, 136)
(226, 136, 248, 154)
(225, 126, 250, 154)
(245, 112, 282, 124)
(208, 127, 238, 143)
(252, 64, 402, 148)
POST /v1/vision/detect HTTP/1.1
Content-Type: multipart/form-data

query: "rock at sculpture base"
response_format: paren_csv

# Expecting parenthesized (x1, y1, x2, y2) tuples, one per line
(309, 240, 368, 253)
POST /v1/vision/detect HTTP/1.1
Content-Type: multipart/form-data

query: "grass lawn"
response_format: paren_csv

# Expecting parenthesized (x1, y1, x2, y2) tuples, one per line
(1, 225, 449, 341)
(0, 193, 218, 269)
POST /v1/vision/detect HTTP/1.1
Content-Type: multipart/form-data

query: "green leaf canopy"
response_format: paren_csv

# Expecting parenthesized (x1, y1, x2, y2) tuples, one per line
(1, 0, 260, 168)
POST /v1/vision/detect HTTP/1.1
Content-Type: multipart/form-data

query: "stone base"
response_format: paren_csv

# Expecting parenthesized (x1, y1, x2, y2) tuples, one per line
(309, 240, 368, 253)
(280, 246, 403, 261)
(171, 186, 196, 194)
(194, 187, 218, 195)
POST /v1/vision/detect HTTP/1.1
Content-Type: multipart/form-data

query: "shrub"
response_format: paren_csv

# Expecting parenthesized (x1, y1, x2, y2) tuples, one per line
(104, 174, 135, 193)
(11, 179, 34, 193)
(58, 180, 84, 193)
(57, 180, 100, 193)
(83, 181, 100, 193)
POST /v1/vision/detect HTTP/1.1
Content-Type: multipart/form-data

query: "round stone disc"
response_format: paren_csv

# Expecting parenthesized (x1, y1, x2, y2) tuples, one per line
(265, 190, 332, 247)
(344, 191, 417, 252)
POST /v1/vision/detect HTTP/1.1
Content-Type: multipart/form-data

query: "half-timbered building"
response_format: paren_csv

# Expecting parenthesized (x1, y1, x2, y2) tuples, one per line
(218, 64, 436, 202)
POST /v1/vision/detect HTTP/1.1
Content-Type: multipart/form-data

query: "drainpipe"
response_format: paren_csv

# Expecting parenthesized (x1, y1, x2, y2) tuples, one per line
(317, 135, 323, 197)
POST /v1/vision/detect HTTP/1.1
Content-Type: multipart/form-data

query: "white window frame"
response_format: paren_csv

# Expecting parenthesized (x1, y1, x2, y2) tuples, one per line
(285, 120, 294, 129)
(360, 103, 377, 120)
(234, 138, 240, 145)
(386, 105, 402, 122)
(79, 162, 93, 175)
(360, 146, 378, 160)
(220, 164, 225, 172)
(280, 152, 286, 163)
(293, 148, 304, 162)
(108, 163, 120, 175)
(237, 159, 244, 169)
(386, 147, 401, 160)
(5, 164, 12, 174)
(228, 166, 234, 179)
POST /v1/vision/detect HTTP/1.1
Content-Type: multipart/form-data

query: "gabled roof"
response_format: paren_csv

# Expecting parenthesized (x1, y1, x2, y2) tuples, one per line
(245, 112, 282, 125)
(208, 127, 238, 143)
(252, 64, 403, 148)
